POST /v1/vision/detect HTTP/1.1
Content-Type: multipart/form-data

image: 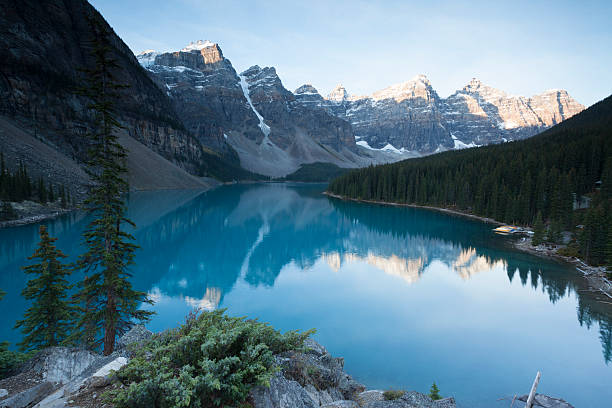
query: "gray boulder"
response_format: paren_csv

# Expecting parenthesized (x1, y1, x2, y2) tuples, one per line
(115, 324, 153, 355)
(250, 371, 318, 408)
(251, 339, 366, 408)
(0, 382, 54, 408)
(323, 401, 360, 408)
(20, 347, 97, 384)
(355, 390, 385, 406)
(369, 391, 456, 408)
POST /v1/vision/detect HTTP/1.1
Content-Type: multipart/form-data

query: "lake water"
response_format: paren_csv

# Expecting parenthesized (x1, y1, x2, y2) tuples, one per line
(1, 183, 611, 407)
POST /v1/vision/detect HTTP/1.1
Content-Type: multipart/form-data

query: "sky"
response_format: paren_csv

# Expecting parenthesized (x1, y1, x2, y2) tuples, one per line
(89, 0, 612, 107)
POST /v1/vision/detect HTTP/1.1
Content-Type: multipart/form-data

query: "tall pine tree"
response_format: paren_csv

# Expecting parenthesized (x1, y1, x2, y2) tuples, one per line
(429, 382, 442, 400)
(71, 15, 153, 355)
(14, 226, 73, 351)
(532, 211, 545, 246)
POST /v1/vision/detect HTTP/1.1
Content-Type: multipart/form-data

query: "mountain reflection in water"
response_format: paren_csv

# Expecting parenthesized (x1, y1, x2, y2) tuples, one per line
(1, 183, 611, 407)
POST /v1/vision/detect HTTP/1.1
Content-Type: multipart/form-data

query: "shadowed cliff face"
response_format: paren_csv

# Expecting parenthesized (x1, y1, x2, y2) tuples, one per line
(0, 0, 212, 175)
(294, 76, 584, 153)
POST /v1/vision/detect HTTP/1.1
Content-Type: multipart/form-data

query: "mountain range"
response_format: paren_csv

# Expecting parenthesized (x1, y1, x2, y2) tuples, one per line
(138, 40, 584, 176)
(294, 76, 584, 152)
(0, 0, 586, 189)
(137, 41, 406, 177)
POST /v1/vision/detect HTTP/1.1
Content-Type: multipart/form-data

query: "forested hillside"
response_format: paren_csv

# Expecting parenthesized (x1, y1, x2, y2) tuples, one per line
(328, 95, 612, 265)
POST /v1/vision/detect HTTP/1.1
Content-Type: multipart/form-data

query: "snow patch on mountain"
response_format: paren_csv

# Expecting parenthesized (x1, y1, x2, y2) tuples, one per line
(451, 133, 480, 149)
(356, 140, 415, 155)
(239, 74, 271, 139)
(136, 50, 159, 67)
(181, 40, 216, 52)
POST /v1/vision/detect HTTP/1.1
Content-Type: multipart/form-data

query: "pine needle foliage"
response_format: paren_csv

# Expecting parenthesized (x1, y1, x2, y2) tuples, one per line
(71, 15, 153, 355)
(429, 382, 441, 400)
(1, 290, 30, 379)
(14, 225, 73, 351)
(111, 309, 314, 408)
(532, 211, 545, 246)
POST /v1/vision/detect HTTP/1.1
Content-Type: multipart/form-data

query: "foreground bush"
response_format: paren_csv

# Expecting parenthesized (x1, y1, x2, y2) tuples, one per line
(0, 341, 29, 379)
(112, 309, 314, 408)
(383, 389, 405, 400)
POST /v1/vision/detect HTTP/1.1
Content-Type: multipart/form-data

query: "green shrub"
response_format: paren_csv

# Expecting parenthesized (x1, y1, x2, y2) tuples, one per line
(111, 309, 314, 408)
(557, 242, 581, 258)
(0, 341, 29, 379)
(383, 389, 405, 400)
(429, 382, 442, 400)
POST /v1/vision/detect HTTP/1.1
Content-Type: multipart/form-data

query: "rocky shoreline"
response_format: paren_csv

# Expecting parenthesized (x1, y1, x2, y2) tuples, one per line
(0, 326, 577, 408)
(323, 192, 500, 225)
(324, 192, 612, 298)
(0, 201, 76, 229)
(0, 179, 220, 230)
(513, 238, 612, 298)
(0, 326, 458, 408)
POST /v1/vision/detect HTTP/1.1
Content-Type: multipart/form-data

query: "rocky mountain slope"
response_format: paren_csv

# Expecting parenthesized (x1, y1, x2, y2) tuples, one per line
(294, 76, 584, 153)
(0, 0, 252, 190)
(138, 41, 411, 177)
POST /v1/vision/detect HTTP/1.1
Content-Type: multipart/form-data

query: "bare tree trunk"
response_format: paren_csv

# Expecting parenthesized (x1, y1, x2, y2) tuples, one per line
(103, 288, 116, 355)
(525, 371, 541, 408)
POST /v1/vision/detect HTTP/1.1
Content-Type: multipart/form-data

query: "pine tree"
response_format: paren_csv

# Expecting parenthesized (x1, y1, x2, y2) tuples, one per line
(0, 152, 6, 200)
(429, 382, 441, 400)
(14, 226, 73, 351)
(532, 211, 545, 246)
(47, 183, 54, 203)
(60, 185, 67, 208)
(37, 177, 46, 203)
(0, 201, 16, 221)
(546, 219, 563, 244)
(606, 225, 612, 270)
(71, 16, 153, 355)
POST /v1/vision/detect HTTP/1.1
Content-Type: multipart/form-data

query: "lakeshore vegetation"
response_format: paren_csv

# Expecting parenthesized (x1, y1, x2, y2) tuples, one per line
(0, 153, 73, 221)
(328, 96, 612, 267)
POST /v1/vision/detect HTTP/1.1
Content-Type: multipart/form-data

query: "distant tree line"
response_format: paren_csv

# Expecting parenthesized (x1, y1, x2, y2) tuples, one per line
(0, 152, 73, 220)
(329, 96, 612, 266)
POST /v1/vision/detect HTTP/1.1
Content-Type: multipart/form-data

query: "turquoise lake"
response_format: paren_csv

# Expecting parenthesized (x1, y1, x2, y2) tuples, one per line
(1, 183, 611, 407)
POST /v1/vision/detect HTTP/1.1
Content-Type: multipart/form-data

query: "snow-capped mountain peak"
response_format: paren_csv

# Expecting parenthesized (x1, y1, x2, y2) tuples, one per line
(136, 49, 160, 67)
(328, 84, 349, 102)
(181, 40, 216, 52)
(294, 84, 319, 95)
(371, 74, 435, 102)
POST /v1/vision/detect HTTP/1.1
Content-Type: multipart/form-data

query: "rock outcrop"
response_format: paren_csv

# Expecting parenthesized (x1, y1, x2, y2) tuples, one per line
(294, 76, 584, 153)
(0, 329, 579, 408)
(0, 326, 150, 408)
